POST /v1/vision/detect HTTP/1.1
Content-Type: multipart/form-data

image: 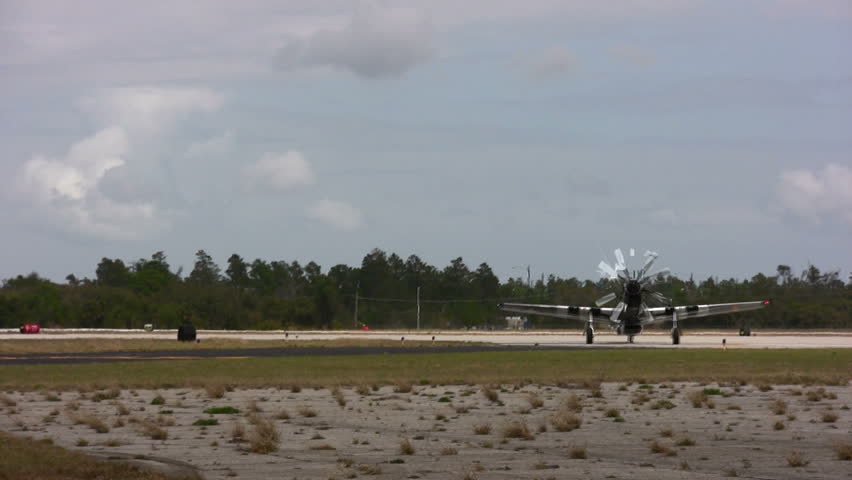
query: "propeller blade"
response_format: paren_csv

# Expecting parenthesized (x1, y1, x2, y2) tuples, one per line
(614, 249, 625, 269)
(610, 302, 625, 322)
(597, 261, 617, 279)
(595, 292, 617, 307)
(642, 303, 655, 323)
(641, 267, 671, 284)
(629, 248, 635, 257)
(639, 252, 658, 278)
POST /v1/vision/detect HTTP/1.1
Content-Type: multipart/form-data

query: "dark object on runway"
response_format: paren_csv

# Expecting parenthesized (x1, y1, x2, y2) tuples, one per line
(177, 325, 196, 342)
(739, 327, 751, 337)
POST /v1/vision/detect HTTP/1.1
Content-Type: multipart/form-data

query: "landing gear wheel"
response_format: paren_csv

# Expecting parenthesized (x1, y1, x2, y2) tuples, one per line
(585, 328, 594, 345)
(672, 327, 680, 345)
(628, 335, 635, 344)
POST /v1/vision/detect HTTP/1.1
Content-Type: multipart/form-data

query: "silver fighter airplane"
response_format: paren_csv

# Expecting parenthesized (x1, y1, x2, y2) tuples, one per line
(499, 249, 770, 345)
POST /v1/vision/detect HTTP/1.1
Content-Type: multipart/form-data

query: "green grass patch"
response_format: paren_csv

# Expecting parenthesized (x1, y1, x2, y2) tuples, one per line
(0, 349, 849, 391)
(0, 431, 200, 480)
(203, 406, 240, 414)
(192, 418, 219, 426)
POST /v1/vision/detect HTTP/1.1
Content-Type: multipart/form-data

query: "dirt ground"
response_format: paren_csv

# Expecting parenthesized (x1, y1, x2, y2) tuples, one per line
(1, 382, 849, 479)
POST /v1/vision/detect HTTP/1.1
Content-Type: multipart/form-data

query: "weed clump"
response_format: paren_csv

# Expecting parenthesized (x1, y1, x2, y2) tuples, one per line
(786, 451, 809, 467)
(501, 420, 534, 440)
(473, 424, 491, 435)
(526, 393, 544, 409)
(833, 441, 852, 460)
(649, 440, 676, 456)
(569, 445, 587, 459)
(551, 409, 581, 432)
(481, 386, 499, 403)
(399, 438, 415, 455)
(769, 399, 787, 415)
(248, 416, 280, 454)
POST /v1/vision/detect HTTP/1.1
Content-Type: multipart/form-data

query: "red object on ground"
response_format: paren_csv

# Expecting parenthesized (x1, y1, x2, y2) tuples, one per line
(19, 324, 41, 334)
(361, 325, 369, 331)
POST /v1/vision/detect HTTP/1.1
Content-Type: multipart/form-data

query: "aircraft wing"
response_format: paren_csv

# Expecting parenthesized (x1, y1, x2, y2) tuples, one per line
(644, 300, 769, 324)
(499, 303, 615, 324)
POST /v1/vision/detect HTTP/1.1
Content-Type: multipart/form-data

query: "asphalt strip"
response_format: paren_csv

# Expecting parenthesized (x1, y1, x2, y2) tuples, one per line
(0, 344, 621, 365)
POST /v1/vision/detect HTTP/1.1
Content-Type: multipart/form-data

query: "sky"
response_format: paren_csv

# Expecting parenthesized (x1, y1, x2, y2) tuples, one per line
(1, 0, 851, 283)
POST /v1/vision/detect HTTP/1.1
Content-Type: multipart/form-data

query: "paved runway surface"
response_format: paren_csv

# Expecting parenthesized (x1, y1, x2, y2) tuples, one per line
(2, 329, 850, 365)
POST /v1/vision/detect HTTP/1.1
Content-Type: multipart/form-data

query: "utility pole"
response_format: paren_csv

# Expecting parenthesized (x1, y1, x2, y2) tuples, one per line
(527, 265, 531, 289)
(416, 286, 421, 330)
(353, 282, 359, 329)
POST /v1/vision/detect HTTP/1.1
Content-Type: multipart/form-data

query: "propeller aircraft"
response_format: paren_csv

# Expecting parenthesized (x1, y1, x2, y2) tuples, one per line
(499, 249, 770, 345)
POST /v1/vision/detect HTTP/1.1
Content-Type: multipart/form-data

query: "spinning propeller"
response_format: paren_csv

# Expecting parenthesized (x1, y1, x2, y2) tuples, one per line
(594, 248, 672, 321)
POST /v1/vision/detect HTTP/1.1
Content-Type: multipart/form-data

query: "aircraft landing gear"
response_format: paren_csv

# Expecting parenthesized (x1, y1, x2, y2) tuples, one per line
(585, 327, 594, 344)
(672, 327, 680, 345)
(627, 335, 635, 344)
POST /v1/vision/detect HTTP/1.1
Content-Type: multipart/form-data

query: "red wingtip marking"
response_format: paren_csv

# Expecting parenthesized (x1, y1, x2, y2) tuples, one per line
(763, 300, 770, 305)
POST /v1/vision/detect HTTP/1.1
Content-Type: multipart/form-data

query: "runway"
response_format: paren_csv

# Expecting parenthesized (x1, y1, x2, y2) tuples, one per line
(2, 329, 851, 365)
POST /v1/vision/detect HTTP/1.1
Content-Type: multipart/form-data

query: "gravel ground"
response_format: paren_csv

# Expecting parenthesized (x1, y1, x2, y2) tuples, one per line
(1, 382, 850, 479)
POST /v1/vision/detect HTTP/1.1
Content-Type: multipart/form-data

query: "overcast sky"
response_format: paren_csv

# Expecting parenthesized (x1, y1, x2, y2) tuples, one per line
(2, 0, 850, 283)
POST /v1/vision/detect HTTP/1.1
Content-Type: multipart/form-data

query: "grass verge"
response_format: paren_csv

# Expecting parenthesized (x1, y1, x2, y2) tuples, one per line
(0, 349, 849, 391)
(0, 432, 199, 480)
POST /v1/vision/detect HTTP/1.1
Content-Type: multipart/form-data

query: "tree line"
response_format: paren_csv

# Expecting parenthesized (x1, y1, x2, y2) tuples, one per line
(1, 249, 849, 330)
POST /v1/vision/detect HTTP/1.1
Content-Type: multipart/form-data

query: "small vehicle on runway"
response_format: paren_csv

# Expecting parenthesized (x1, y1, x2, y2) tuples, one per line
(19, 324, 41, 334)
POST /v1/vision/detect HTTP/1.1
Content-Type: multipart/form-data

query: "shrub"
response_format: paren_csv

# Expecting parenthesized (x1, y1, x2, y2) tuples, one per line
(605, 408, 620, 418)
(651, 400, 676, 410)
(394, 382, 413, 393)
(482, 386, 499, 403)
(786, 451, 809, 467)
(298, 406, 317, 418)
(440, 447, 458, 455)
(563, 394, 583, 412)
(551, 409, 581, 432)
(773, 421, 785, 430)
(150, 394, 165, 405)
(833, 441, 852, 461)
(473, 424, 491, 435)
(675, 437, 696, 447)
(527, 393, 544, 409)
(274, 409, 290, 420)
(248, 416, 280, 454)
(569, 445, 587, 459)
(649, 440, 676, 456)
(501, 420, 534, 440)
(204, 384, 226, 399)
(822, 412, 838, 423)
(399, 438, 415, 455)
(769, 399, 787, 415)
(331, 387, 346, 407)
(139, 421, 167, 440)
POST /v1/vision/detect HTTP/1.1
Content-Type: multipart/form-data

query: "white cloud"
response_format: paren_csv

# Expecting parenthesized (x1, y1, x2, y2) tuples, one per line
(11, 87, 224, 239)
(526, 47, 580, 78)
(274, 3, 433, 78)
(242, 151, 316, 191)
(307, 199, 364, 231)
(77, 87, 224, 134)
(776, 164, 852, 225)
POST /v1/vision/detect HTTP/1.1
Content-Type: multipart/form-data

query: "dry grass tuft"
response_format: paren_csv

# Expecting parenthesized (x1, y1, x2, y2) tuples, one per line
(501, 420, 534, 440)
(773, 421, 785, 430)
(769, 399, 787, 415)
(356, 384, 371, 396)
(786, 451, 809, 467)
(274, 409, 290, 420)
(481, 385, 499, 403)
(473, 424, 491, 435)
(562, 394, 583, 412)
(675, 437, 696, 447)
(551, 409, 582, 432)
(113, 401, 130, 416)
(822, 411, 838, 423)
(72, 413, 110, 434)
(526, 392, 544, 409)
(833, 441, 852, 461)
(604, 408, 620, 418)
(687, 390, 708, 408)
(649, 440, 676, 456)
(568, 445, 587, 459)
(399, 438, 415, 455)
(204, 383, 226, 399)
(248, 416, 280, 454)
(331, 386, 346, 407)
(393, 382, 413, 393)
(659, 428, 673, 437)
(139, 421, 167, 440)
(230, 422, 245, 442)
(440, 447, 458, 455)
(0, 394, 17, 407)
(298, 406, 317, 418)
